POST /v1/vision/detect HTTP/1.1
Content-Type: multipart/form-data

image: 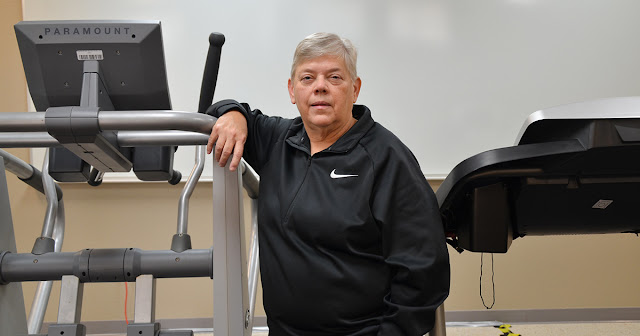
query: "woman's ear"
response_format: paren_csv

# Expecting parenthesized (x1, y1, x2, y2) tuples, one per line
(353, 77, 362, 103)
(288, 78, 296, 104)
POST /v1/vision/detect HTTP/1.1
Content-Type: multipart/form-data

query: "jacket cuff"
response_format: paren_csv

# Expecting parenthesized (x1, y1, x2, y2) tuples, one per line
(205, 99, 249, 118)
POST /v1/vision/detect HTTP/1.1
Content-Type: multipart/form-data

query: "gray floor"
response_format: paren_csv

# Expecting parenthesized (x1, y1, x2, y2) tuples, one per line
(440, 322, 640, 336)
(188, 322, 640, 336)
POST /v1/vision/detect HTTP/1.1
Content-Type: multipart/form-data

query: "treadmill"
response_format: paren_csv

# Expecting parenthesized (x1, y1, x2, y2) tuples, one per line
(436, 96, 640, 253)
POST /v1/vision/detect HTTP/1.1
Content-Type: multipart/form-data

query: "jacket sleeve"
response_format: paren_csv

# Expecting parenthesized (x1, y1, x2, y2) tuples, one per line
(206, 99, 291, 174)
(370, 146, 451, 336)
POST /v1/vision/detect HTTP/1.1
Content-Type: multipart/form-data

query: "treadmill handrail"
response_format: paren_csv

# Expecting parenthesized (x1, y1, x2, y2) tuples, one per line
(515, 96, 640, 145)
(436, 139, 586, 208)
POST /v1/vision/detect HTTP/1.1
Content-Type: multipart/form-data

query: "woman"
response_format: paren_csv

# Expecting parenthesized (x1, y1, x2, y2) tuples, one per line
(207, 32, 450, 336)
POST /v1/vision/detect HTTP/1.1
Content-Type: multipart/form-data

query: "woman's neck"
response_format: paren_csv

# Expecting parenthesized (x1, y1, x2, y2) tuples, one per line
(306, 117, 357, 155)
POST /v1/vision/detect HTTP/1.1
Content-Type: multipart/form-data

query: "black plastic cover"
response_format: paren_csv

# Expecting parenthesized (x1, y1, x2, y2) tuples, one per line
(437, 119, 640, 253)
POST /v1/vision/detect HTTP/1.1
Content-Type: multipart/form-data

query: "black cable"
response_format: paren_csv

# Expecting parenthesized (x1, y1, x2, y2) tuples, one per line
(480, 252, 495, 309)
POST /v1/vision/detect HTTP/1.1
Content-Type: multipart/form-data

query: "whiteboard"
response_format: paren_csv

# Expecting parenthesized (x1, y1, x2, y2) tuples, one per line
(23, 0, 640, 181)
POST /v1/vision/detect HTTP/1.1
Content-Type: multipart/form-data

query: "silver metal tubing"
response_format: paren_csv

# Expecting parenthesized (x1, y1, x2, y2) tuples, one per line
(428, 304, 447, 336)
(241, 160, 260, 199)
(98, 111, 216, 134)
(28, 199, 65, 334)
(57, 275, 83, 324)
(135, 249, 212, 279)
(0, 111, 216, 134)
(0, 112, 46, 132)
(0, 148, 34, 179)
(0, 133, 59, 148)
(28, 280, 52, 334)
(247, 198, 259, 324)
(117, 131, 209, 146)
(28, 151, 67, 333)
(1, 248, 212, 283)
(177, 146, 206, 234)
(53, 201, 65, 253)
(0, 131, 209, 148)
(39, 150, 57, 239)
(134, 275, 156, 323)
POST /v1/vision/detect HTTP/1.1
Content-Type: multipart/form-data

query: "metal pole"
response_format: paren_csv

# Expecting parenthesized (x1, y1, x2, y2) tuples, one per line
(0, 158, 28, 336)
(212, 161, 251, 336)
(247, 198, 259, 325)
(39, 150, 57, 239)
(56, 275, 83, 324)
(0, 149, 34, 179)
(0, 248, 212, 283)
(428, 304, 447, 336)
(118, 131, 209, 147)
(0, 112, 45, 132)
(27, 199, 65, 334)
(0, 111, 216, 134)
(0, 133, 59, 148)
(0, 131, 210, 148)
(0, 150, 64, 333)
(98, 111, 216, 133)
(134, 275, 156, 324)
(177, 146, 205, 235)
(240, 160, 259, 199)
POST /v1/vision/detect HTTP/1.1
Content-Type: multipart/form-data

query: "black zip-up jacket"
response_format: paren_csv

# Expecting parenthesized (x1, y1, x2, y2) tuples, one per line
(208, 101, 450, 336)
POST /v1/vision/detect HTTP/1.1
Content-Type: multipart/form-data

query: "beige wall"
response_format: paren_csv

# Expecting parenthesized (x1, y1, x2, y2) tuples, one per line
(2, 0, 639, 325)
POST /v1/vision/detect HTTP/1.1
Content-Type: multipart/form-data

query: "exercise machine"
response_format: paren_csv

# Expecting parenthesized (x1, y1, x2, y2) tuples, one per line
(0, 20, 260, 336)
(429, 96, 640, 335)
(437, 96, 640, 253)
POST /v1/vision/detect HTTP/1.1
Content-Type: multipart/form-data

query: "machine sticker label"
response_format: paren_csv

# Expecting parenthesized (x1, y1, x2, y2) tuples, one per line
(592, 199, 613, 209)
(76, 50, 104, 61)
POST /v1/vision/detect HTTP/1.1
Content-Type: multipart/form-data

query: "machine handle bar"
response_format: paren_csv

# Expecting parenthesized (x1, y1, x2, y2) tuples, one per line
(198, 33, 225, 113)
(0, 111, 217, 134)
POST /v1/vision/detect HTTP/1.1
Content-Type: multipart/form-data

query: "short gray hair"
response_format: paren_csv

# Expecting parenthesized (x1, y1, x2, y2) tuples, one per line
(290, 32, 358, 82)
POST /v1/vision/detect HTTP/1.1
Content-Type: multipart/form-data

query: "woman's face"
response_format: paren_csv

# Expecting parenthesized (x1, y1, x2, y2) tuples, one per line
(288, 55, 361, 133)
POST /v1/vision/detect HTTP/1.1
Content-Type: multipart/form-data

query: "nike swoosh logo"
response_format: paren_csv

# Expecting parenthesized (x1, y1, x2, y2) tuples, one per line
(330, 169, 358, 179)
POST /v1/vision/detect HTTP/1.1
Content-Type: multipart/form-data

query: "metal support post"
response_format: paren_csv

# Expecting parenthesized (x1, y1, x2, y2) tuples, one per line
(48, 275, 86, 336)
(134, 275, 156, 323)
(247, 198, 259, 329)
(0, 158, 28, 336)
(56, 275, 84, 324)
(212, 162, 251, 336)
(28, 197, 64, 334)
(127, 274, 160, 336)
(0, 149, 65, 334)
(172, 145, 206, 252)
(428, 304, 447, 336)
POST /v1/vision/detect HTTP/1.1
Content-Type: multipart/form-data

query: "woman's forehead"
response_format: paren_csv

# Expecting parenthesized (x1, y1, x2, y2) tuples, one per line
(294, 55, 347, 74)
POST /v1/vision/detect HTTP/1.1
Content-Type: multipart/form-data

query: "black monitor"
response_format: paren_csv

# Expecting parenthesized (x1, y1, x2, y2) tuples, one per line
(14, 20, 179, 184)
(14, 20, 171, 111)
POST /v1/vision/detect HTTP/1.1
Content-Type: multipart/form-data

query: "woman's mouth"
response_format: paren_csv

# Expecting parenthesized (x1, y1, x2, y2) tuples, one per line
(311, 101, 330, 107)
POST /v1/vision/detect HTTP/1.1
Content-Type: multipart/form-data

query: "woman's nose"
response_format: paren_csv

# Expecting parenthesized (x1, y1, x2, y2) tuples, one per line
(314, 77, 328, 93)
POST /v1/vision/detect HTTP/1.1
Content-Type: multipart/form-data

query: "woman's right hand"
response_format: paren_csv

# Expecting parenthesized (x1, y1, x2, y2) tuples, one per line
(207, 110, 248, 171)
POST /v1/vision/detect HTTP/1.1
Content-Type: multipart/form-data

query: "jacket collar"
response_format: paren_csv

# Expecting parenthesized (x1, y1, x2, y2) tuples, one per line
(286, 105, 374, 155)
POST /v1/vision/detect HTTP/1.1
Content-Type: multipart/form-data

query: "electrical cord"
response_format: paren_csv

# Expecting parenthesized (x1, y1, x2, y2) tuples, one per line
(480, 252, 496, 309)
